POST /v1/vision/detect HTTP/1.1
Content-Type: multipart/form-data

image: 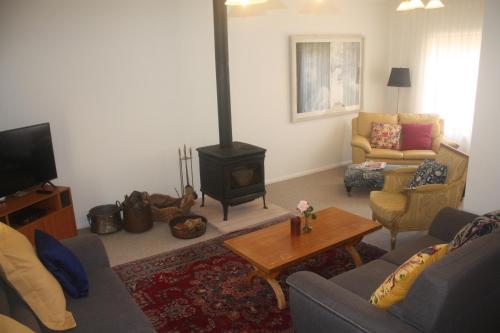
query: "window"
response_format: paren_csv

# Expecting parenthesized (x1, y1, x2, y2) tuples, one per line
(290, 35, 363, 122)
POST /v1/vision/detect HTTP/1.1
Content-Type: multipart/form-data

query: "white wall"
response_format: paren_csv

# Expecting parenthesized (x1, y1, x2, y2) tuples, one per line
(464, 0, 500, 213)
(0, 0, 390, 228)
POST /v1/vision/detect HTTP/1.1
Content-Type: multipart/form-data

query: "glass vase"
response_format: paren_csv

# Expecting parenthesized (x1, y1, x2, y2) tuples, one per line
(302, 216, 312, 233)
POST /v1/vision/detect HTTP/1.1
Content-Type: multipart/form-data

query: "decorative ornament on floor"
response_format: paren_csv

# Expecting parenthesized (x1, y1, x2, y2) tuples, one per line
(297, 200, 317, 233)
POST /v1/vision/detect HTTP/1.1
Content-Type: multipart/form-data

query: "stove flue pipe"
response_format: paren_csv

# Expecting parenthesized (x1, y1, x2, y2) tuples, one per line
(213, 0, 233, 148)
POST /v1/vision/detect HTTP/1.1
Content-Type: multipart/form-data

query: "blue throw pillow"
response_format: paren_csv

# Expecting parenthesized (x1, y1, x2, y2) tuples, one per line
(35, 230, 89, 298)
(408, 159, 448, 189)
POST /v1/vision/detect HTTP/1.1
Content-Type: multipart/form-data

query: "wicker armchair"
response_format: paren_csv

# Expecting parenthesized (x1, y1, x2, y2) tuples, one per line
(370, 144, 469, 249)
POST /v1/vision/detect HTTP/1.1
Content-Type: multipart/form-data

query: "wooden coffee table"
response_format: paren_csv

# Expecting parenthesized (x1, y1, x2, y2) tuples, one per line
(224, 207, 381, 309)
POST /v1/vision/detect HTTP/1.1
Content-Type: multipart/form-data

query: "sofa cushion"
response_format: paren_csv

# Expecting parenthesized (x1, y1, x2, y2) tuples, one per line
(35, 230, 89, 299)
(0, 314, 35, 333)
(382, 235, 443, 265)
(402, 150, 436, 160)
(64, 268, 153, 333)
(400, 231, 500, 332)
(0, 223, 76, 331)
(330, 259, 398, 300)
(358, 112, 398, 137)
(367, 148, 404, 160)
(398, 113, 441, 139)
(449, 212, 500, 251)
(401, 123, 433, 150)
(370, 122, 402, 150)
(370, 192, 407, 222)
(370, 244, 449, 309)
(408, 160, 447, 189)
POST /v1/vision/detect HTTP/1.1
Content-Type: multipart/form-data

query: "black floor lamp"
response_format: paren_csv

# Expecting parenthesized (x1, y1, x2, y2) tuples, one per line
(388, 67, 411, 114)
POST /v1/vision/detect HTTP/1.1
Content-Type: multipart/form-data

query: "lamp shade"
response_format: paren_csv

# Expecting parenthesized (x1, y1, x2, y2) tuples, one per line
(388, 68, 411, 87)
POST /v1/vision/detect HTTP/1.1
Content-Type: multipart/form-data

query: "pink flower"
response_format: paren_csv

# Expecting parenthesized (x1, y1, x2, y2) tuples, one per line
(297, 200, 309, 213)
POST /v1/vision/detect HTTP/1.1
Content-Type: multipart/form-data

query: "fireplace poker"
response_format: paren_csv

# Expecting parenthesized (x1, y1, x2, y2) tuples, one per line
(184, 144, 190, 186)
(189, 147, 194, 189)
(178, 148, 184, 196)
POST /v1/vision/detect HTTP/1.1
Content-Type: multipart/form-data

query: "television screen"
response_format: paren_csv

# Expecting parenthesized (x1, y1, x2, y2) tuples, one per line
(0, 123, 58, 198)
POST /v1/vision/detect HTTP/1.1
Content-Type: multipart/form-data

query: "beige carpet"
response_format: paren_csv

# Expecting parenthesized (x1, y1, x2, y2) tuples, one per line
(192, 196, 291, 234)
(79, 196, 291, 266)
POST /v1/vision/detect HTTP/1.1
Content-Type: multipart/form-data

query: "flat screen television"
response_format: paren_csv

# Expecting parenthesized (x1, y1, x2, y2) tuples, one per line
(0, 123, 58, 198)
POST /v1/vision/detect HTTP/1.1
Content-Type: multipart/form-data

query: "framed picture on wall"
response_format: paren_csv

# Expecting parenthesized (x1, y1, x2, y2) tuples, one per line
(290, 35, 364, 122)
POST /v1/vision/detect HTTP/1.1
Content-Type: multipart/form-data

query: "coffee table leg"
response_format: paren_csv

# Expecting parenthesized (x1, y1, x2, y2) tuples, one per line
(345, 185, 352, 197)
(248, 267, 287, 310)
(345, 244, 363, 267)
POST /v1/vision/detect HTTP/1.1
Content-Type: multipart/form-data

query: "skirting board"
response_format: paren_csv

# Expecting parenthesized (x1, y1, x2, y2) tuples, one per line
(266, 160, 352, 185)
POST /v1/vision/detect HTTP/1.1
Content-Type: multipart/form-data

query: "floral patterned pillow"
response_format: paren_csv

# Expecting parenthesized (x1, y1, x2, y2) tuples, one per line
(408, 160, 447, 189)
(449, 211, 500, 251)
(370, 244, 449, 309)
(370, 122, 402, 150)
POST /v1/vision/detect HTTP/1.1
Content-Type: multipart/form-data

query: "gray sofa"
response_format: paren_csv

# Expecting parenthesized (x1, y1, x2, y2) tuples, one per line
(287, 207, 500, 333)
(0, 234, 155, 333)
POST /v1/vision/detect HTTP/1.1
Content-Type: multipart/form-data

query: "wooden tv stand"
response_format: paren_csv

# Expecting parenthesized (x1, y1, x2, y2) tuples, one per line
(0, 186, 77, 244)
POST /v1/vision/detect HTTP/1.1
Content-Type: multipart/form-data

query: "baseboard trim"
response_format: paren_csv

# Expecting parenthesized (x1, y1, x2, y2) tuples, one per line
(266, 160, 352, 185)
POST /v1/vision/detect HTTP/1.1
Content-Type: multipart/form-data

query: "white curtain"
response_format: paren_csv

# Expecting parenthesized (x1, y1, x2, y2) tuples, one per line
(297, 42, 331, 114)
(389, 0, 484, 151)
(296, 40, 361, 114)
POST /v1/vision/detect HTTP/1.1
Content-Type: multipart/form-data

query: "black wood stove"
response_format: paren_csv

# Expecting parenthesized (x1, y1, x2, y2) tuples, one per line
(197, 0, 267, 221)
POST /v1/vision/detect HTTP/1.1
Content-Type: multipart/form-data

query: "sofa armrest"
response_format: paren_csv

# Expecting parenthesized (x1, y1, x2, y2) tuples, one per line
(61, 234, 110, 273)
(428, 207, 479, 242)
(287, 271, 421, 333)
(352, 135, 372, 154)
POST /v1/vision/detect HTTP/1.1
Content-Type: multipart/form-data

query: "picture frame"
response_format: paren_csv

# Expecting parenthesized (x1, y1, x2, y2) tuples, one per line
(290, 35, 364, 122)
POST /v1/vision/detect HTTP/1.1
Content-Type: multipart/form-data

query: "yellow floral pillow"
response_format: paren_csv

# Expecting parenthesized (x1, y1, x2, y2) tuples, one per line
(370, 244, 448, 309)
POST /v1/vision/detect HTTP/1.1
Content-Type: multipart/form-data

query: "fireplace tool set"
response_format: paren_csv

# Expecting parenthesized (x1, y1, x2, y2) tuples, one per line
(178, 145, 197, 199)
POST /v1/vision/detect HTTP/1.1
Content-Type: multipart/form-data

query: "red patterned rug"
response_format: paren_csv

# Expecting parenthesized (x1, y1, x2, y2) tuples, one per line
(113, 218, 386, 333)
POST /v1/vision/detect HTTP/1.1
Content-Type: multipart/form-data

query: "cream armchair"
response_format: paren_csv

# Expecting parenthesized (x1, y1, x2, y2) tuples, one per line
(370, 144, 469, 249)
(352, 112, 457, 165)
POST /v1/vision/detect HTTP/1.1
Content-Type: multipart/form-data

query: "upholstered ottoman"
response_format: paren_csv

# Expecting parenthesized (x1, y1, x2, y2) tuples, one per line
(344, 164, 408, 196)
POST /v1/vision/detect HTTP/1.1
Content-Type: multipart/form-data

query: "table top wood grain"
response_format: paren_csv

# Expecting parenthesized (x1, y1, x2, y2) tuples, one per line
(224, 207, 382, 274)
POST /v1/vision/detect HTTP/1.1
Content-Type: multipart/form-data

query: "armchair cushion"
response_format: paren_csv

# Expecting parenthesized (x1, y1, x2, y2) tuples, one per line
(370, 122, 402, 150)
(370, 192, 407, 222)
(408, 160, 447, 189)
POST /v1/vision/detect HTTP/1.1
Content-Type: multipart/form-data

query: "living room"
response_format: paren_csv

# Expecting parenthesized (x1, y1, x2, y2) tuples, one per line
(0, 0, 499, 332)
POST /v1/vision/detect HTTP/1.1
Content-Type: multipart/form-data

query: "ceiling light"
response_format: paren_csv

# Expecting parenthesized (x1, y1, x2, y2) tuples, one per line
(409, 0, 425, 9)
(425, 0, 445, 9)
(397, 1, 413, 11)
(225, 0, 268, 6)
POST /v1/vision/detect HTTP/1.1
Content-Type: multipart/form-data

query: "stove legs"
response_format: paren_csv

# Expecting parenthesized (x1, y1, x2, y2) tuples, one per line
(263, 195, 268, 209)
(201, 192, 205, 207)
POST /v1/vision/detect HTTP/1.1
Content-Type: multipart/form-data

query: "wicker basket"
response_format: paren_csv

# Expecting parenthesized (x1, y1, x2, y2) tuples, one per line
(150, 193, 194, 223)
(169, 214, 207, 239)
